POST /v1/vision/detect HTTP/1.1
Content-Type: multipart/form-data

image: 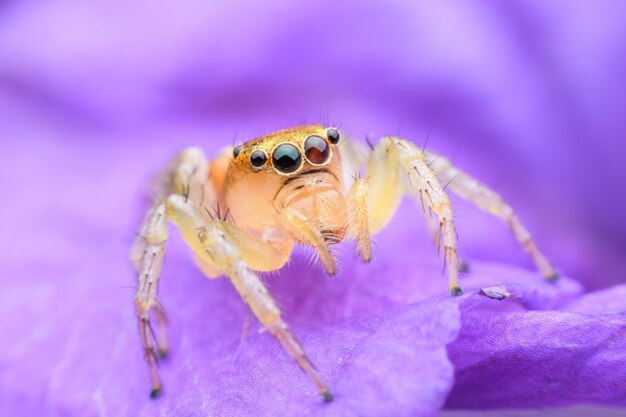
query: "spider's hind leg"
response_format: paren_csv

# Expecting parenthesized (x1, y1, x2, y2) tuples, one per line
(424, 150, 558, 281)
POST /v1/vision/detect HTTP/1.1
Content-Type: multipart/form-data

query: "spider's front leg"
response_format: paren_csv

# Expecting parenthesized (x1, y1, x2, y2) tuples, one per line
(130, 147, 207, 397)
(131, 202, 169, 397)
(348, 137, 462, 295)
(166, 195, 334, 401)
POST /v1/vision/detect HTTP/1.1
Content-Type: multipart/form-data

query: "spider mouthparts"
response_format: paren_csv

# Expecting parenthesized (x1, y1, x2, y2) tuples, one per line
(150, 387, 162, 399)
(322, 390, 334, 402)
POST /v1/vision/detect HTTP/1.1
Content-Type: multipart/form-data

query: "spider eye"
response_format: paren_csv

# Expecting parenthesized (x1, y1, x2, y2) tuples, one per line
(327, 128, 340, 144)
(233, 145, 242, 158)
(250, 149, 267, 168)
(304, 136, 329, 164)
(272, 143, 302, 173)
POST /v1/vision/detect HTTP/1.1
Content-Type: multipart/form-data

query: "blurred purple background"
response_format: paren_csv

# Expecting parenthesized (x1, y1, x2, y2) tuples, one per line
(1, 1, 626, 416)
(2, 1, 625, 289)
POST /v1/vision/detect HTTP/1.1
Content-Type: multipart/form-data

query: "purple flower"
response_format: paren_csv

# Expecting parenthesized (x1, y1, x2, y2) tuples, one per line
(1, 1, 625, 416)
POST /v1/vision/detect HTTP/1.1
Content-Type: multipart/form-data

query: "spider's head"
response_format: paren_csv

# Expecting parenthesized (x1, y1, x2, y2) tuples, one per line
(229, 124, 342, 178)
(224, 125, 346, 230)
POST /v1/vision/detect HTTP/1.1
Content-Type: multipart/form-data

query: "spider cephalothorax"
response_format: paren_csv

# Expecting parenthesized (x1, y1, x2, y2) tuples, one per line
(222, 126, 348, 271)
(131, 125, 558, 401)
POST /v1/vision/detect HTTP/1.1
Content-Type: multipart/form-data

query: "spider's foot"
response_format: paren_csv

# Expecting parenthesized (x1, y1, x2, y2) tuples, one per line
(157, 349, 169, 359)
(150, 387, 162, 399)
(450, 286, 463, 296)
(322, 389, 334, 402)
(458, 262, 470, 273)
(546, 273, 560, 283)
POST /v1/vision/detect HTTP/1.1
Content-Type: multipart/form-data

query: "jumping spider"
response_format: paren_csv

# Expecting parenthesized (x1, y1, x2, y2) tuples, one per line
(131, 125, 557, 401)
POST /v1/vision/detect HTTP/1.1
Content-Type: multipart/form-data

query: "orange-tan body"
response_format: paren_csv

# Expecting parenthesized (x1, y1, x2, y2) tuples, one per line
(184, 125, 367, 275)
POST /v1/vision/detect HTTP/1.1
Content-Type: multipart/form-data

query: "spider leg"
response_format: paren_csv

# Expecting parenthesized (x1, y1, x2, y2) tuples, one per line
(166, 195, 333, 401)
(393, 138, 462, 294)
(349, 137, 462, 294)
(424, 150, 558, 280)
(131, 202, 169, 397)
(348, 169, 443, 260)
(130, 147, 208, 398)
(416, 195, 471, 271)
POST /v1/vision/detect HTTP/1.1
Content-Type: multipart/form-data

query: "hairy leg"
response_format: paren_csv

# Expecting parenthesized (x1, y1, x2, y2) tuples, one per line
(131, 202, 169, 397)
(392, 138, 461, 294)
(417, 195, 471, 272)
(166, 195, 333, 401)
(425, 150, 558, 280)
(349, 137, 462, 294)
(129, 147, 208, 397)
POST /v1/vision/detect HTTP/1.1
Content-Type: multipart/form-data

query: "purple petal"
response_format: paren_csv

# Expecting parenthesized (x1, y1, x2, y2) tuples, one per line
(0, 133, 588, 416)
(446, 291, 626, 409)
(3, 1, 626, 415)
(562, 285, 626, 315)
(457, 263, 582, 310)
(0, 247, 461, 417)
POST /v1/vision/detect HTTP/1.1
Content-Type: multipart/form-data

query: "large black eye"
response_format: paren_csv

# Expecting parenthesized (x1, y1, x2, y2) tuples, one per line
(304, 136, 329, 164)
(232, 145, 242, 158)
(272, 143, 302, 173)
(250, 149, 267, 168)
(327, 128, 340, 144)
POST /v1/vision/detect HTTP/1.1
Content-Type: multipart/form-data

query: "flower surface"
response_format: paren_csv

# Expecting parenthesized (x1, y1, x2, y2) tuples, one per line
(1, 1, 625, 416)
